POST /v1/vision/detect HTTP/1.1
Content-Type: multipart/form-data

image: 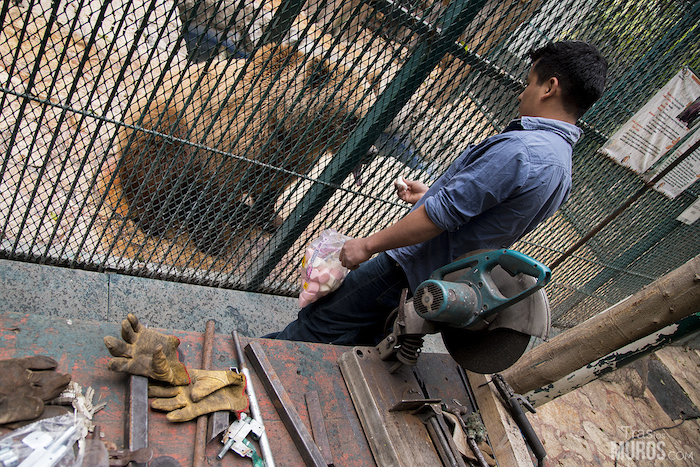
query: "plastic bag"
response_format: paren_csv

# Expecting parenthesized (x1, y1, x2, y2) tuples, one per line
(299, 229, 352, 307)
(0, 414, 81, 467)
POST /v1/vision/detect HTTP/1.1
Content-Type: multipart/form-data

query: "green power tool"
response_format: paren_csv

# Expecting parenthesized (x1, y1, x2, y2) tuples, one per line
(376, 249, 552, 374)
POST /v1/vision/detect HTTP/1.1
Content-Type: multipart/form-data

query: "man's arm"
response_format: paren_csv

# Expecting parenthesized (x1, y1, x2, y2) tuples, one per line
(339, 204, 443, 270)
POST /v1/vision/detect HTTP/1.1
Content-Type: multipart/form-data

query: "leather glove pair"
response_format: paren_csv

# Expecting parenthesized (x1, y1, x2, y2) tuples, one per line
(149, 368, 248, 422)
(0, 356, 71, 424)
(104, 314, 248, 422)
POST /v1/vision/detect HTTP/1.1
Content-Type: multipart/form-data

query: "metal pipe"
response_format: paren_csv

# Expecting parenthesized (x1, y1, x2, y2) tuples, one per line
(232, 330, 275, 467)
(193, 320, 216, 467)
(246, 341, 325, 467)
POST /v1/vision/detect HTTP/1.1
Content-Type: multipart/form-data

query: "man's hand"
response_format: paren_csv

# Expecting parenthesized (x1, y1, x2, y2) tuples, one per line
(339, 204, 443, 271)
(339, 237, 372, 270)
(395, 177, 429, 205)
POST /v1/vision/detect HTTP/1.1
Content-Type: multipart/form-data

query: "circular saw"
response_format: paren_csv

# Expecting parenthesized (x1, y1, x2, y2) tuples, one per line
(375, 249, 552, 374)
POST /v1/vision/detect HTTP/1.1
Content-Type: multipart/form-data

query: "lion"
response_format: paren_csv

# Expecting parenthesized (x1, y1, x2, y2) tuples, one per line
(117, 43, 375, 254)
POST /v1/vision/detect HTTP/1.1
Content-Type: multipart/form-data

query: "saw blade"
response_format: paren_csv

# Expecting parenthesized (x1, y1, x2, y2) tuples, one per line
(441, 327, 531, 374)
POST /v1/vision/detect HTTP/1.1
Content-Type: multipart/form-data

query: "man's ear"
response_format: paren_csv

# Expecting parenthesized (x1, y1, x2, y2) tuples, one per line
(541, 76, 560, 100)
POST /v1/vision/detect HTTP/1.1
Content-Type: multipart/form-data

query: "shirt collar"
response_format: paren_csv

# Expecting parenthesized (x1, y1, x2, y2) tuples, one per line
(509, 116, 582, 145)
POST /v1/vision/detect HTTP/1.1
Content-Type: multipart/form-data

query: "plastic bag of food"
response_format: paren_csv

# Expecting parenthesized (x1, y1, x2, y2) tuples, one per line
(299, 229, 352, 307)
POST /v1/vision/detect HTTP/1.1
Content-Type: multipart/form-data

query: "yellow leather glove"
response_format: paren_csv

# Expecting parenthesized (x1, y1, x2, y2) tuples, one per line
(104, 314, 190, 386)
(149, 369, 248, 422)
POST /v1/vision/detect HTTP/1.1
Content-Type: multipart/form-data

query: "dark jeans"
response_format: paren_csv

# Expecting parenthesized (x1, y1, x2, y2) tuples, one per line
(271, 252, 410, 345)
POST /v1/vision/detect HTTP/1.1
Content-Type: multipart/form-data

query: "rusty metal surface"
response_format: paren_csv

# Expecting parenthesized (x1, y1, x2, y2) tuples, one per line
(194, 320, 216, 467)
(0, 311, 376, 467)
(338, 347, 480, 467)
(338, 347, 442, 467)
(246, 341, 327, 467)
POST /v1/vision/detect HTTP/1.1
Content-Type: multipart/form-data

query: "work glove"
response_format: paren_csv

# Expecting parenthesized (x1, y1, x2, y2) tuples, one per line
(0, 356, 71, 424)
(104, 313, 190, 386)
(149, 369, 248, 422)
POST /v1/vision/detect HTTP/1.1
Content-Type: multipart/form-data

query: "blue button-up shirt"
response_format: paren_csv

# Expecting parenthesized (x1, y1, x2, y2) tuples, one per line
(388, 116, 582, 292)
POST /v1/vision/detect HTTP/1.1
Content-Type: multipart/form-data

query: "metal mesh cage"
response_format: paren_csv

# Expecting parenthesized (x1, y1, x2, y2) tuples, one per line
(1, 0, 699, 328)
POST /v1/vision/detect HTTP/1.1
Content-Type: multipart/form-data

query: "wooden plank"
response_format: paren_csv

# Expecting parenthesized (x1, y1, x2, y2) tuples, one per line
(466, 371, 533, 467)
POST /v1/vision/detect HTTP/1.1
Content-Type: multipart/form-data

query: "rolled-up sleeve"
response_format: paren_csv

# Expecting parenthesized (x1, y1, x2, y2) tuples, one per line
(423, 138, 530, 232)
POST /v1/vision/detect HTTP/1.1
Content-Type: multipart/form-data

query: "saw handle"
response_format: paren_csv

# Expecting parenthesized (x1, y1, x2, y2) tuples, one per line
(429, 249, 551, 316)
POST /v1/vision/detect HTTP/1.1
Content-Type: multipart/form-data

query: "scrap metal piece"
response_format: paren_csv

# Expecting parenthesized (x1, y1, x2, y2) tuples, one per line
(410, 403, 468, 467)
(245, 341, 327, 467)
(108, 448, 154, 466)
(126, 375, 148, 467)
(305, 391, 334, 466)
(466, 437, 491, 467)
(389, 399, 441, 412)
(149, 457, 182, 467)
(207, 411, 230, 444)
(337, 347, 442, 467)
(490, 374, 546, 465)
(208, 321, 231, 443)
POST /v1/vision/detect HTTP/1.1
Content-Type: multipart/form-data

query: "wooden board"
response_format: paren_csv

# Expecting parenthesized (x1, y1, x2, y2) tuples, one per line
(466, 371, 533, 467)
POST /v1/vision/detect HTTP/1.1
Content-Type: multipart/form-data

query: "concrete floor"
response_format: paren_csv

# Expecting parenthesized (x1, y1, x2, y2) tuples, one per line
(2, 258, 698, 466)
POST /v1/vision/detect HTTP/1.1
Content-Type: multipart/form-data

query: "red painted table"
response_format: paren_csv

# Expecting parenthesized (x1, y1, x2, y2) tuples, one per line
(0, 311, 475, 466)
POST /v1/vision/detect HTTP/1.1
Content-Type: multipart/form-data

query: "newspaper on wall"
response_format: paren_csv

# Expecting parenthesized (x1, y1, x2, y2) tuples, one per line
(599, 68, 700, 198)
(652, 131, 700, 198)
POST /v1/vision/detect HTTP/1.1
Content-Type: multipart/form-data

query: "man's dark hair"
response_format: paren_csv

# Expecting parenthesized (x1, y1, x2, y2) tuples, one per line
(528, 41, 608, 119)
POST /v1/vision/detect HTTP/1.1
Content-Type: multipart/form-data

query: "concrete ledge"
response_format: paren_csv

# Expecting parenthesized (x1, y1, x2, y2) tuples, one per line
(0, 258, 299, 338)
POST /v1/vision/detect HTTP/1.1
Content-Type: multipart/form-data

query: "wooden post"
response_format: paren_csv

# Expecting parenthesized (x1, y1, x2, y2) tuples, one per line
(523, 312, 700, 407)
(501, 254, 700, 396)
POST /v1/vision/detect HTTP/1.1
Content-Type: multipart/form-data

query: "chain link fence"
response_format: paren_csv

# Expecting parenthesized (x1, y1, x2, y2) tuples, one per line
(1, 0, 699, 328)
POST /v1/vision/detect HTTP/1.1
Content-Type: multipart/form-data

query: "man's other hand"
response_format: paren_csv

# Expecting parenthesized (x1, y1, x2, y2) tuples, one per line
(395, 177, 429, 205)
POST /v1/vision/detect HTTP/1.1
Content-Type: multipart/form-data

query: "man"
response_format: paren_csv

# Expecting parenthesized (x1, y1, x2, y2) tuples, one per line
(268, 41, 608, 345)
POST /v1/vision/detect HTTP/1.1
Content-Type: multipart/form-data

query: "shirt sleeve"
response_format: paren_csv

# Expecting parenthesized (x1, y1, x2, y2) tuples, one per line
(422, 136, 531, 232)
